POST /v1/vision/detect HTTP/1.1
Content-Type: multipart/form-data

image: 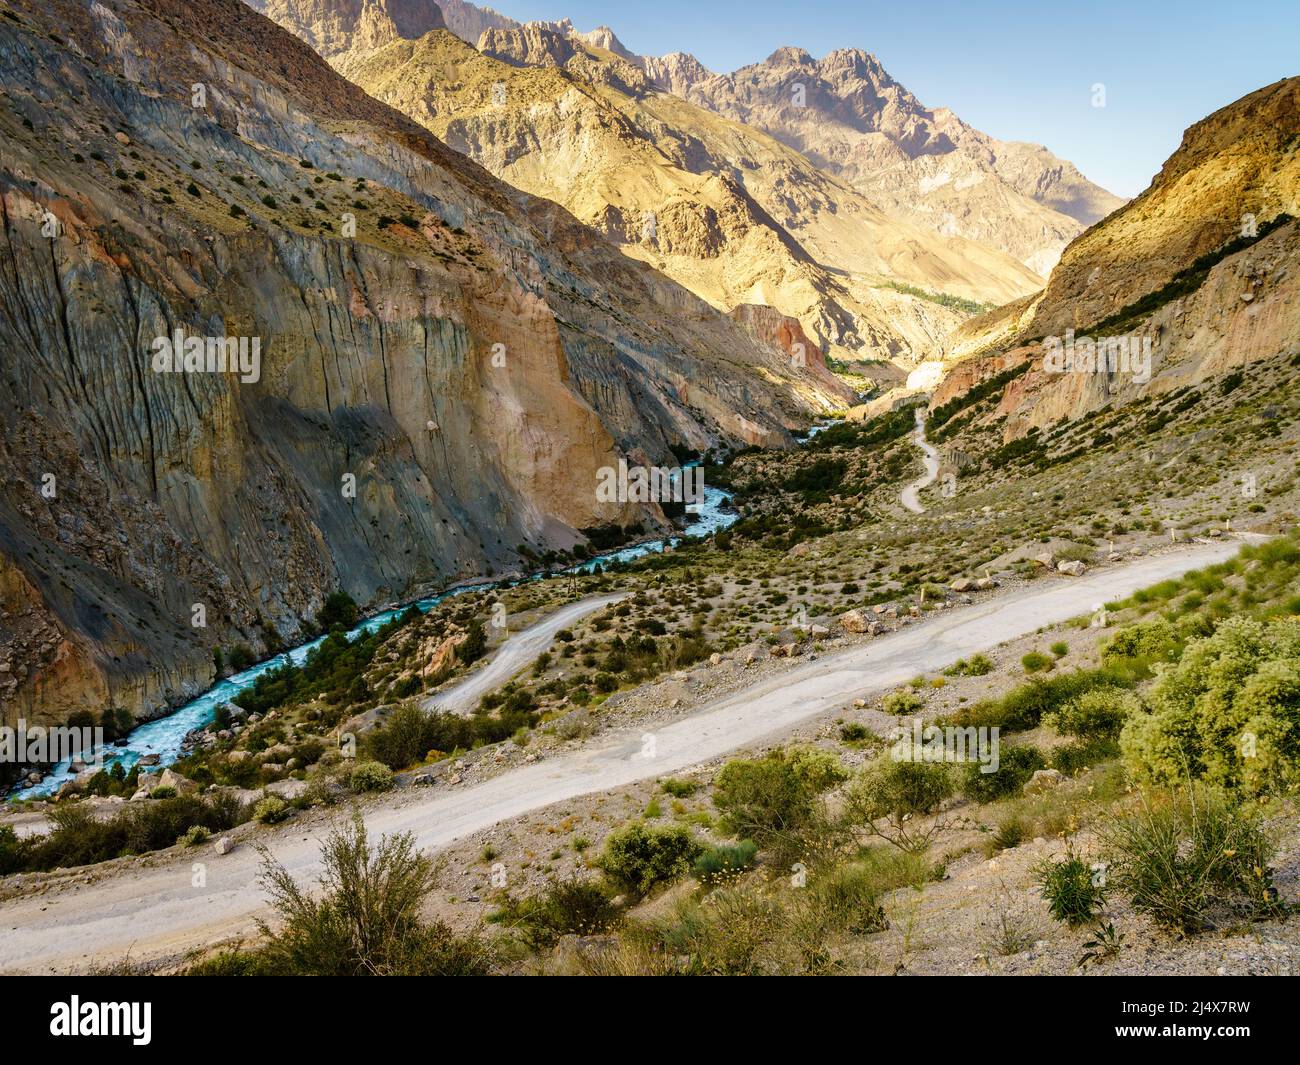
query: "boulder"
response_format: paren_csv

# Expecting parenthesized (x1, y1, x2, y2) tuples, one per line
(838, 610, 869, 633)
(1057, 560, 1087, 576)
(214, 836, 235, 855)
(259, 743, 294, 764)
(810, 624, 830, 638)
(138, 753, 161, 766)
(1024, 769, 1065, 794)
(951, 578, 973, 592)
(1034, 552, 1056, 568)
(158, 768, 198, 794)
(263, 778, 308, 801)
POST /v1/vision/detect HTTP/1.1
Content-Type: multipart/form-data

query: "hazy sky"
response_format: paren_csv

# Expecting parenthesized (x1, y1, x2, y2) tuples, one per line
(487, 0, 1298, 198)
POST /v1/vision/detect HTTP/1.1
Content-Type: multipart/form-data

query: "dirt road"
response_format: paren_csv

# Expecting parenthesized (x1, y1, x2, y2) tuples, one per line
(901, 406, 940, 514)
(422, 593, 626, 715)
(0, 542, 1242, 972)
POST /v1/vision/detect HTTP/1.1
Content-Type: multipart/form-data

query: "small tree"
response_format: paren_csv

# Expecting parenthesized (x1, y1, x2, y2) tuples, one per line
(846, 759, 954, 853)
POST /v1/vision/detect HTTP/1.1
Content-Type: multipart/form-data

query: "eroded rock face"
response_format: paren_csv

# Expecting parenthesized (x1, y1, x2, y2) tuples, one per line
(0, 0, 830, 726)
(928, 79, 1300, 442)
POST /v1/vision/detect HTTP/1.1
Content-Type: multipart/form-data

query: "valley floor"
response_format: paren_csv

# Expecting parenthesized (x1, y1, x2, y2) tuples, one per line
(0, 542, 1246, 973)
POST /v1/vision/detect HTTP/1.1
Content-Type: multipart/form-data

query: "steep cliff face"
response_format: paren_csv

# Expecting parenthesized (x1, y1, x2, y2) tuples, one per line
(929, 79, 1299, 443)
(336, 27, 1043, 369)
(0, 0, 835, 726)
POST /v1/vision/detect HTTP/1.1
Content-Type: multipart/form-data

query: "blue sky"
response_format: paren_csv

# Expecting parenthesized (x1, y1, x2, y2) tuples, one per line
(484, 0, 1298, 198)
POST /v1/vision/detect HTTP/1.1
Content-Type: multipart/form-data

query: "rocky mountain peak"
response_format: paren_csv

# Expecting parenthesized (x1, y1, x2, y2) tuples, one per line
(762, 45, 815, 68)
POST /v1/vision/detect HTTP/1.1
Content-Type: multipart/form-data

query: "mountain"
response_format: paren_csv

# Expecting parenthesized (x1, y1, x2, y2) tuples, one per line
(635, 45, 1128, 276)
(413, 9, 1124, 275)
(244, 2, 1047, 367)
(0, 0, 847, 725)
(932, 78, 1299, 439)
(341, 24, 1044, 366)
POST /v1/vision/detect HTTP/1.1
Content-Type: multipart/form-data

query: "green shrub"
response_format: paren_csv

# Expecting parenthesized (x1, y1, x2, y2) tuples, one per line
(0, 824, 27, 875)
(846, 759, 954, 852)
(711, 748, 846, 848)
(350, 760, 394, 793)
(961, 744, 1045, 803)
(1103, 617, 1180, 664)
(255, 814, 492, 974)
(839, 722, 871, 742)
(1045, 686, 1141, 739)
(1050, 641, 1069, 659)
(881, 689, 923, 715)
(692, 840, 758, 886)
(492, 877, 619, 949)
(1052, 736, 1120, 776)
(963, 654, 994, 676)
(150, 785, 178, 800)
(254, 796, 289, 824)
(179, 825, 210, 847)
(1120, 616, 1300, 794)
(660, 778, 698, 798)
(19, 793, 247, 872)
(1021, 651, 1053, 673)
(1034, 849, 1106, 927)
(1100, 785, 1278, 932)
(600, 823, 701, 897)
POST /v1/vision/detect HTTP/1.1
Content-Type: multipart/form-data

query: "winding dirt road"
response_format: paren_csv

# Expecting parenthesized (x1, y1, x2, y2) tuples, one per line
(423, 593, 626, 715)
(900, 406, 940, 514)
(0, 542, 1242, 972)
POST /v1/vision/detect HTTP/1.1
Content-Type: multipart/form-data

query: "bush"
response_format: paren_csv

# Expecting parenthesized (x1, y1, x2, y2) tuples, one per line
(318, 591, 359, 631)
(255, 814, 492, 974)
(0, 824, 26, 875)
(600, 823, 701, 897)
(1120, 616, 1300, 794)
(1034, 849, 1106, 927)
(839, 722, 870, 742)
(881, 689, 923, 715)
(692, 840, 758, 886)
(1021, 651, 1053, 673)
(961, 744, 1045, 803)
(179, 825, 210, 847)
(846, 759, 954, 852)
(660, 778, 698, 798)
(493, 877, 620, 949)
(712, 748, 846, 849)
(20, 793, 248, 872)
(1045, 687, 1140, 739)
(1103, 617, 1180, 664)
(350, 760, 394, 793)
(1052, 736, 1120, 776)
(1100, 785, 1278, 932)
(254, 796, 289, 824)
